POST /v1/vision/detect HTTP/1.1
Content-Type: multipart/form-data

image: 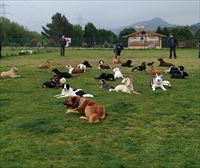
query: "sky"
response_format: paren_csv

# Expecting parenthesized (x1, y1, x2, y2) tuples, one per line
(2, 0, 200, 32)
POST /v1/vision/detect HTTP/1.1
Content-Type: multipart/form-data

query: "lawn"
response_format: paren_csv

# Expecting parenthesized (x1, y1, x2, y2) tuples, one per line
(0, 48, 199, 168)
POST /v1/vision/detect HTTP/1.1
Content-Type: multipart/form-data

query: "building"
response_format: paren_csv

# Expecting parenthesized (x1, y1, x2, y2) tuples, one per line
(123, 30, 166, 49)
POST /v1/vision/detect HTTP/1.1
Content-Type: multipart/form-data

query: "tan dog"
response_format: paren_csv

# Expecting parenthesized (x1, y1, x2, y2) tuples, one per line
(0, 67, 20, 78)
(67, 64, 85, 74)
(113, 56, 121, 64)
(147, 62, 161, 75)
(38, 60, 53, 69)
(63, 96, 106, 123)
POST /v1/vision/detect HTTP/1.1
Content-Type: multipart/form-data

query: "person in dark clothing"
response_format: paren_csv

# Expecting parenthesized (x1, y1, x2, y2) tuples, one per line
(59, 35, 67, 56)
(114, 43, 123, 58)
(0, 36, 2, 58)
(168, 33, 177, 59)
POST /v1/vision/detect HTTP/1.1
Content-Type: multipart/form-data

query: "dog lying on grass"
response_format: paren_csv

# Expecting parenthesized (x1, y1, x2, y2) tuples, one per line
(121, 60, 133, 67)
(38, 60, 53, 69)
(64, 96, 106, 123)
(0, 67, 20, 78)
(67, 64, 86, 74)
(113, 56, 121, 64)
(150, 73, 171, 91)
(52, 68, 72, 78)
(132, 62, 146, 71)
(109, 76, 140, 94)
(147, 62, 161, 75)
(98, 60, 111, 69)
(100, 79, 114, 90)
(158, 58, 174, 67)
(54, 84, 94, 98)
(166, 66, 189, 79)
(95, 73, 115, 81)
(42, 76, 66, 88)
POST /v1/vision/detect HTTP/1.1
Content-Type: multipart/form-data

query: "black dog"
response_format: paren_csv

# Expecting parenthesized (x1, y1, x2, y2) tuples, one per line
(52, 68, 72, 78)
(132, 62, 146, 71)
(95, 73, 115, 81)
(171, 66, 189, 79)
(83, 61, 92, 68)
(121, 60, 133, 67)
(42, 75, 60, 88)
(100, 79, 114, 90)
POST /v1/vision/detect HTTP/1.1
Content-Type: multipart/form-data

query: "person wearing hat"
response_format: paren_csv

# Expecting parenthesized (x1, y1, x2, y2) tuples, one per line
(168, 33, 177, 59)
(59, 35, 67, 56)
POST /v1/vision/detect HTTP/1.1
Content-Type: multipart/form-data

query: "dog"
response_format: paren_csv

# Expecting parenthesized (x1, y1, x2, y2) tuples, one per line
(63, 96, 106, 123)
(0, 67, 20, 78)
(109, 76, 140, 94)
(113, 67, 123, 79)
(158, 58, 174, 67)
(150, 73, 171, 91)
(132, 62, 146, 71)
(82, 61, 92, 68)
(113, 56, 121, 64)
(54, 84, 94, 98)
(170, 66, 189, 79)
(121, 60, 133, 67)
(147, 62, 161, 75)
(67, 64, 85, 74)
(38, 60, 53, 69)
(100, 79, 114, 90)
(52, 68, 72, 78)
(76, 64, 87, 71)
(42, 75, 63, 88)
(98, 60, 111, 69)
(95, 73, 115, 81)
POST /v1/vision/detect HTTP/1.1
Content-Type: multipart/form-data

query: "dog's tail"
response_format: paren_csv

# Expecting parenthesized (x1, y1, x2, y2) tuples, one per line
(83, 94, 94, 98)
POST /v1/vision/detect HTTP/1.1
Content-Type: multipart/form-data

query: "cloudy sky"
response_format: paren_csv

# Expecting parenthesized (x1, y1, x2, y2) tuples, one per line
(3, 0, 200, 32)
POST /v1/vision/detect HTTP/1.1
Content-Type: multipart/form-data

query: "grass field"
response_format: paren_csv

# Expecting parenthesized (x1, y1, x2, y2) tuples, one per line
(0, 48, 199, 168)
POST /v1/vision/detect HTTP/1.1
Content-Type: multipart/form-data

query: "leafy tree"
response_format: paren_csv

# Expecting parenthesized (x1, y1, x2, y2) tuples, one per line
(97, 29, 117, 47)
(41, 13, 73, 42)
(71, 25, 84, 47)
(195, 29, 200, 39)
(170, 27, 193, 41)
(84, 22, 98, 47)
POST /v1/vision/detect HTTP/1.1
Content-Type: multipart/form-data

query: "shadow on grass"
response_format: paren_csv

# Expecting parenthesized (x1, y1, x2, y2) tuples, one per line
(17, 118, 63, 135)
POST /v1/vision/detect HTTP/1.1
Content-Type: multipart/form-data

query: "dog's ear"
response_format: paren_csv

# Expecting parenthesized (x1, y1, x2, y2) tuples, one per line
(66, 84, 70, 90)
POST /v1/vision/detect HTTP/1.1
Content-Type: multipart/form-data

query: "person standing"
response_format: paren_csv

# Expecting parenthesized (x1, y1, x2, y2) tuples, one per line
(114, 43, 123, 58)
(168, 33, 177, 59)
(59, 35, 67, 56)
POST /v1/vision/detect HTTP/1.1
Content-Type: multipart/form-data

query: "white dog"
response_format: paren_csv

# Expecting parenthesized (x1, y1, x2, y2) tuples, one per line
(54, 84, 94, 98)
(113, 67, 123, 79)
(109, 76, 140, 94)
(151, 73, 171, 91)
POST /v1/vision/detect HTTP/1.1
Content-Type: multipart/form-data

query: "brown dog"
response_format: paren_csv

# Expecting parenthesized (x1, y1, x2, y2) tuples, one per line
(38, 60, 53, 69)
(158, 58, 174, 67)
(63, 96, 106, 123)
(113, 56, 121, 64)
(147, 62, 161, 75)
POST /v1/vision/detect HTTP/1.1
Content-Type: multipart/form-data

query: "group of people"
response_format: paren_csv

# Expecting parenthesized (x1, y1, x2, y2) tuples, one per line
(58, 33, 200, 59)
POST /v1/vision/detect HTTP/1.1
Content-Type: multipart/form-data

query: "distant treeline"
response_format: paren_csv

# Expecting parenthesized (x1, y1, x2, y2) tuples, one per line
(0, 13, 200, 48)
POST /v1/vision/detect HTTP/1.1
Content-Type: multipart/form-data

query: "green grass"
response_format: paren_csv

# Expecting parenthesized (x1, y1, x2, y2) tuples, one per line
(0, 48, 200, 168)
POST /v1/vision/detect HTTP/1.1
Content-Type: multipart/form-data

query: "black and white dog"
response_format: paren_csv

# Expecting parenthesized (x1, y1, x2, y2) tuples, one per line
(54, 84, 94, 98)
(150, 74, 171, 91)
(95, 73, 115, 81)
(165, 66, 189, 79)
(83, 61, 92, 68)
(121, 60, 133, 67)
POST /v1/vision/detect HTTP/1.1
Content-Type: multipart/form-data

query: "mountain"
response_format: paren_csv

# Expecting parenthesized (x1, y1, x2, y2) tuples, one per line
(188, 23, 200, 34)
(112, 17, 176, 35)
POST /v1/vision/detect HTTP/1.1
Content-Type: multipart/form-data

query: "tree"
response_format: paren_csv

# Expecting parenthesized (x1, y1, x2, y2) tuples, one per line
(71, 25, 84, 47)
(170, 27, 193, 41)
(97, 29, 117, 47)
(41, 13, 73, 43)
(195, 29, 200, 39)
(84, 22, 98, 47)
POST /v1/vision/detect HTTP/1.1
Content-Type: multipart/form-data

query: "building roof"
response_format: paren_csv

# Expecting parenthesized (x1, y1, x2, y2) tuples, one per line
(123, 31, 166, 38)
